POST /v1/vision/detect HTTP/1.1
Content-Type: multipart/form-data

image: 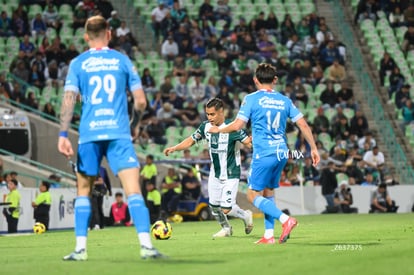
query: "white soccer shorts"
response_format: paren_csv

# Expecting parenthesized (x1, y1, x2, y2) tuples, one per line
(208, 177, 239, 209)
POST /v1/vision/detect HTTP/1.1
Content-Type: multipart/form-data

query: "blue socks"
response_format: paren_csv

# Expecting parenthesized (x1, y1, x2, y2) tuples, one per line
(128, 194, 150, 233)
(253, 196, 284, 221)
(264, 196, 275, 230)
(74, 196, 91, 237)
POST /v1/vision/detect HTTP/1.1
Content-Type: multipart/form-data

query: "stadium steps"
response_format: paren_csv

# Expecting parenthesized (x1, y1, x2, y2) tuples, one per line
(112, 0, 157, 52)
(338, 1, 414, 174)
(314, 0, 400, 175)
(343, 0, 414, 169)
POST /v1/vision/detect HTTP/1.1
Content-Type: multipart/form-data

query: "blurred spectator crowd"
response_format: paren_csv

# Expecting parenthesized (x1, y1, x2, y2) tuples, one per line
(0, 0, 400, 191)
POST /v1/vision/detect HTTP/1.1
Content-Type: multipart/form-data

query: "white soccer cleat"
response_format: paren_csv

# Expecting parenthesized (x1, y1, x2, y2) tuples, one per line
(140, 246, 167, 259)
(243, 210, 254, 234)
(62, 249, 88, 261)
(212, 227, 233, 238)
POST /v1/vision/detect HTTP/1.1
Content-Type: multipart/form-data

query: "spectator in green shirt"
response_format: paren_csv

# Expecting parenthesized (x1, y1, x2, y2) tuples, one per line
(160, 168, 182, 219)
(145, 181, 161, 224)
(3, 179, 21, 233)
(140, 155, 158, 196)
(32, 181, 52, 230)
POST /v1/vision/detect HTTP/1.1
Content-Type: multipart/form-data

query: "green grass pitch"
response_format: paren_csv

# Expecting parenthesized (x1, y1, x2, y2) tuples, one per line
(1, 214, 413, 275)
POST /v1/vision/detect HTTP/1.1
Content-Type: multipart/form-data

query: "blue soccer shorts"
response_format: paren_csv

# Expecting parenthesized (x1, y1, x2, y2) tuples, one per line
(247, 154, 288, 191)
(77, 139, 139, 176)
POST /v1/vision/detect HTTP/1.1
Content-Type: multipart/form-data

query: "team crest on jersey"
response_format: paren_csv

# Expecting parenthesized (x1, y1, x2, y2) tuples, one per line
(211, 135, 218, 145)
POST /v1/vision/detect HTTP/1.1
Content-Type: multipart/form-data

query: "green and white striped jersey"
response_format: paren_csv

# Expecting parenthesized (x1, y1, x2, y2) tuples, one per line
(191, 119, 248, 180)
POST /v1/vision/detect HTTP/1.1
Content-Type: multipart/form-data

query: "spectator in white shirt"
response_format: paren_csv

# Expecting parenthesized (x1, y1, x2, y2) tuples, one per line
(358, 131, 376, 149)
(161, 36, 179, 61)
(188, 75, 206, 103)
(151, 2, 169, 42)
(43, 3, 61, 30)
(116, 21, 130, 37)
(363, 146, 385, 174)
(316, 24, 333, 47)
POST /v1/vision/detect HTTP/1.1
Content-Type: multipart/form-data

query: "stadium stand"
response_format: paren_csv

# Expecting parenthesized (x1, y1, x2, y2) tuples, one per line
(1, 0, 414, 187)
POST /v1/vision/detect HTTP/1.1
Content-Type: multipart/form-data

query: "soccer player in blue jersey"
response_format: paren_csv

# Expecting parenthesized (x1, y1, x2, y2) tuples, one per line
(209, 63, 320, 244)
(57, 16, 164, 260)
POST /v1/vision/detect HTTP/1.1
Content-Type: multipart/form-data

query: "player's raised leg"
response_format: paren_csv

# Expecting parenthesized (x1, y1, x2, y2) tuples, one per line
(224, 179, 254, 234)
(248, 157, 297, 244)
(227, 204, 253, 234)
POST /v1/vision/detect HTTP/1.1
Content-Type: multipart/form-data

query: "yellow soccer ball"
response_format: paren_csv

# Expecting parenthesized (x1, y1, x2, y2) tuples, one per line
(171, 214, 183, 223)
(33, 222, 46, 234)
(151, 220, 172, 240)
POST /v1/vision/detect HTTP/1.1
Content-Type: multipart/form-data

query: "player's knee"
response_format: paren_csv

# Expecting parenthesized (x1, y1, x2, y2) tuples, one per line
(247, 192, 256, 203)
(222, 208, 231, 214)
(209, 205, 221, 215)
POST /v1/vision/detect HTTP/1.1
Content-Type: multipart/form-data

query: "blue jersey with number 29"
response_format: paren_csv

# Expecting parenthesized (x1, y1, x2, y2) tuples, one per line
(64, 47, 141, 144)
(237, 90, 303, 158)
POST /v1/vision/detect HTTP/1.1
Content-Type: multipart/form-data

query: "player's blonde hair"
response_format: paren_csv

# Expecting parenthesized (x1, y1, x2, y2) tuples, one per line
(85, 15, 109, 39)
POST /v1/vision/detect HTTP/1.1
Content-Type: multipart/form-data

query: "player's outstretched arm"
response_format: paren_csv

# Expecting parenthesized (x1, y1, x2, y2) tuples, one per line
(295, 117, 320, 167)
(163, 136, 196, 156)
(58, 91, 76, 158)
(209, 118, 246, 134)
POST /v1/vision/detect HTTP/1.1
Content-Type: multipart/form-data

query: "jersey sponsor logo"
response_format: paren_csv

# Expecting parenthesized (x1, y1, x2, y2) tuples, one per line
(210, 148, 227, 154)
(82, 57, 120, 72)
(259, 96, 286, 110)
(95, 108, 115, 116)
(89, 119, 118, 129)
(97, 134, 109, 139)
(268, 137, 284, 145)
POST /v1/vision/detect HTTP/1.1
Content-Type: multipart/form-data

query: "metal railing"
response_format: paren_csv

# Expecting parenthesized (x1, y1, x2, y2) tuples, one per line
(0, 96, 79, 130)
(331, 2, 414, 183)
(0, 148, 76, 182)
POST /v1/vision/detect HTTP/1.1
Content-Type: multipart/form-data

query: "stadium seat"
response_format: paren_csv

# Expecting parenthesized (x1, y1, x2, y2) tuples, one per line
(286, 130, 298, 149)
(314, 83, 326, 97)
(395, 26, 407, 44)
(343, 108, 355, 120)
(0, 37, 6, 60)
(6, 36, 20, 53)
(318, 132, 333, 151)
(182, 126, 196, 137)
(336, 172, 349, 183)
(360, 19, 375, 33)
(333, 83, 341, 92)
(28, 4, 43, 19)
(324, 108, 337, 121)
(305, 107, 317, 122)
(300, 2, 316, 14)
